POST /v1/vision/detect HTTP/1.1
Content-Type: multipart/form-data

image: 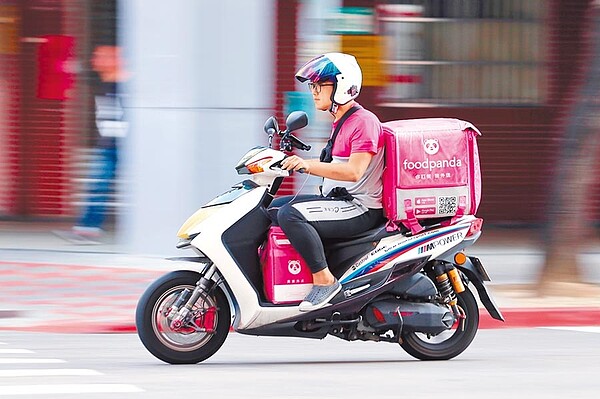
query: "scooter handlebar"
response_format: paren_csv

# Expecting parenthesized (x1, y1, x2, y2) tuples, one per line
(279, 132, 312, 152)
(271, 158, 307, 175)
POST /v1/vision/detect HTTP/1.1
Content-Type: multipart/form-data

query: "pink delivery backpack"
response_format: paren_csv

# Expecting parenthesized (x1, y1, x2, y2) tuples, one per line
(260, 226, 313, 304)
(382, 118, 482, 235)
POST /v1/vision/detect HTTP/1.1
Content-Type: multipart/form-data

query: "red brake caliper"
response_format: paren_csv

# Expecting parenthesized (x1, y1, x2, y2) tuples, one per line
(168, 306, 217, 334)
(199, 307, 217, 333)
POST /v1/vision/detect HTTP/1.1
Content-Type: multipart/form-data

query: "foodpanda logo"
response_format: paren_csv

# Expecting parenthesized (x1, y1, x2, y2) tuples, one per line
(423, 139, 439, 155)
(288, 260, 302, 275)
(403, 157, 462, 171)
(403, 139, 463, 171)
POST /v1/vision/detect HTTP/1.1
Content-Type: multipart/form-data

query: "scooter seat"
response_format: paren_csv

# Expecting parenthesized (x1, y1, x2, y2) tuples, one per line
(323, 224, 396, 251)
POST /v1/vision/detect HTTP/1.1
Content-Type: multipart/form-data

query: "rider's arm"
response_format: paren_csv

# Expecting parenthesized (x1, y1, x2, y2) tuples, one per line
(283, 152, 373, 182)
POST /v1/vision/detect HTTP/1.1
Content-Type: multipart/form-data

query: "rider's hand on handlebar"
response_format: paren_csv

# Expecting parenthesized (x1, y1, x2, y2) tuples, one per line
(281, 155, 309, 174)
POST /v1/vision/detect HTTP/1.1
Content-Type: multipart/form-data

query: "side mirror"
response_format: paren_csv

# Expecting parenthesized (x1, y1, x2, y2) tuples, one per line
(284, 111, 308, 133)
(264, 116, 279, 136)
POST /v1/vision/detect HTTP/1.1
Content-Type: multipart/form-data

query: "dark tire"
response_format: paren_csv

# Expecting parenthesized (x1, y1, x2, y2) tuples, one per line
(400, 287, 479, 361)
(135, 270, 230, 364)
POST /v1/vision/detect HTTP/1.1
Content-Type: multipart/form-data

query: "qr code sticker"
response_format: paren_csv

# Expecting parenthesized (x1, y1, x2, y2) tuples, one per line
(438, 196, 458, 215)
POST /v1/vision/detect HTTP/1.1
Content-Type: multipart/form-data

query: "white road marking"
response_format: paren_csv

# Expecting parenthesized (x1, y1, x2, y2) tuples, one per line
(0, 369, 103, 377)
(0, 349, 34, 354)
(0, 343, 143, 394)
(543, 326, 600, 334)
(0, 384, 144, 395)
(0, 359, 66, 364)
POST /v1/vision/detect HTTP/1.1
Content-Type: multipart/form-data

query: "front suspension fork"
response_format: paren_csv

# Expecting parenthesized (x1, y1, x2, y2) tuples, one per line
(168, 264, 218, 330)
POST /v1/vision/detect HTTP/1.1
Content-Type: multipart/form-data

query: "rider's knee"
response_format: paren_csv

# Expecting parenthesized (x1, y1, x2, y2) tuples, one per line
(277, 203, 304, 228)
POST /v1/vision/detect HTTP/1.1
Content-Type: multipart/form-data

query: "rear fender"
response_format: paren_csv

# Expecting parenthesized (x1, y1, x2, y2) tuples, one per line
(457, 257, 504, 322)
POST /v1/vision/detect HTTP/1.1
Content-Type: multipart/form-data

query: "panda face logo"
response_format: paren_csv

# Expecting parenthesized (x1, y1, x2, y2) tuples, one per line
(288, 260, 302, 275)
(423, 139, 440, 155)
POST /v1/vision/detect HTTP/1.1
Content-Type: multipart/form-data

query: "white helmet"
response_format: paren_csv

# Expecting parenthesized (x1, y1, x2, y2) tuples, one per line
(295, 52, 362, 106)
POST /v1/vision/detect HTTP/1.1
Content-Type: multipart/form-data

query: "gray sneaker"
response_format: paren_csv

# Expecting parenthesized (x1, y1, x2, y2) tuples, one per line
(299, 280, 342, 312)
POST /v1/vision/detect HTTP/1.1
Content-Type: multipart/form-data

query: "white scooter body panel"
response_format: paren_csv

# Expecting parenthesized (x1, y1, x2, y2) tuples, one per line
(189, 187, 308, 330)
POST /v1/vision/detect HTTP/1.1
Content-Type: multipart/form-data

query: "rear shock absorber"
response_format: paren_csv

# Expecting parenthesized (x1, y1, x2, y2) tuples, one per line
(433, 263, 465, 324)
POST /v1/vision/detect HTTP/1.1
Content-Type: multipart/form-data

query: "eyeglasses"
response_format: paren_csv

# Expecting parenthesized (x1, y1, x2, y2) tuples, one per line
(308, 82, 334, 94)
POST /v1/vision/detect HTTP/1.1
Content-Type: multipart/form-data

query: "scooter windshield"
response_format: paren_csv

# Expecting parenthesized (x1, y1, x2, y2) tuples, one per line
(204, 181, 257, 207)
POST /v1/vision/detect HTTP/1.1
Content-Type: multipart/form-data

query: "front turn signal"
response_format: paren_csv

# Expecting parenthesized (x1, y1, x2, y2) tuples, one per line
(246, 157, 272, 174)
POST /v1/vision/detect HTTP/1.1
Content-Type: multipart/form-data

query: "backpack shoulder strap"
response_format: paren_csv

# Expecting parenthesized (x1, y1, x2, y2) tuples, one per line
(320, 105, 361, 163)
(330, 105, 360, 147)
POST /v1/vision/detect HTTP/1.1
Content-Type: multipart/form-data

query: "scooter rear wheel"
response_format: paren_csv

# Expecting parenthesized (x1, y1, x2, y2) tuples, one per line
(136, 270, 230, 364)
(400, 287, 479, 361)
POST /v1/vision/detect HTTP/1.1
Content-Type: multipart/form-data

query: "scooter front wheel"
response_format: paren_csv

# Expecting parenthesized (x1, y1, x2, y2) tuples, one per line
(136, 270, 230, 364)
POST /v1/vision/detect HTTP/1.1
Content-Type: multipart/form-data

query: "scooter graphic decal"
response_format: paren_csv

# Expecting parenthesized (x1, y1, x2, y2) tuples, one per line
(341, 226, 466, 283)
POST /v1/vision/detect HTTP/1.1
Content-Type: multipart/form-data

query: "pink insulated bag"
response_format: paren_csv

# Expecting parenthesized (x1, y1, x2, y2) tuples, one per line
(260, 226, 313, 304)
(382, 118, 482, 234)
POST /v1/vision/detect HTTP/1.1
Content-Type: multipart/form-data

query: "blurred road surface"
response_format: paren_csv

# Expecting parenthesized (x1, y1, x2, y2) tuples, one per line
(1, 329, 600, 398)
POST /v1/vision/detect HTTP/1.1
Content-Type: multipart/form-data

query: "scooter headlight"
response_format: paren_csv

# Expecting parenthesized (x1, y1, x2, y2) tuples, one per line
(177, 205, 226, 239)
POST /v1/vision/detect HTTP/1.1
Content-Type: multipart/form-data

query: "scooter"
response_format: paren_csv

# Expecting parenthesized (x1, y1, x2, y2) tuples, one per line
(135, 111, 504, 364)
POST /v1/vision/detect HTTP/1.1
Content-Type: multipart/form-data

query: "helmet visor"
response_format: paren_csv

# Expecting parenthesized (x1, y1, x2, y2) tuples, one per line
(295, 55, 340, 83)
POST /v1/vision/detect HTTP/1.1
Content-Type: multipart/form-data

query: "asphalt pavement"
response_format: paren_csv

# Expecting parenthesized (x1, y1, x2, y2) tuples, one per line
(2, 329, 600, 398)
(0, 222, 599, 333)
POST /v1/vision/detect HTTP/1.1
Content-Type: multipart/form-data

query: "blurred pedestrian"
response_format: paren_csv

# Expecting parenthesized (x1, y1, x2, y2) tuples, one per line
(57, 45, 129, 244)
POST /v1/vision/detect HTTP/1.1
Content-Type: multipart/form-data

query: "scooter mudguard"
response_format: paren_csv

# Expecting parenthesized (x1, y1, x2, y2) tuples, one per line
(457, 257, 505, 322)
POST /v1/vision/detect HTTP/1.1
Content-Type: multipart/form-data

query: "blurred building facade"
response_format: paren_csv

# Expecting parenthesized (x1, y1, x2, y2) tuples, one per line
(0, 0, 598, 254)
(282, 0, 600, 225)
(0, 1, 119, 219)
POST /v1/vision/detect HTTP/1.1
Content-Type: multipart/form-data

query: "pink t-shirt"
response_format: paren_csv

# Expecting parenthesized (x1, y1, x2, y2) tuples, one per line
(322, 104, 385, 209)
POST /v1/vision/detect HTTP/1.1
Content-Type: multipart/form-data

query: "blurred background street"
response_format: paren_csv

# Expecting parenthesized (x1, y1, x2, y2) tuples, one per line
(1, 1, 600, 397)
(0, 0, 599, 335)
